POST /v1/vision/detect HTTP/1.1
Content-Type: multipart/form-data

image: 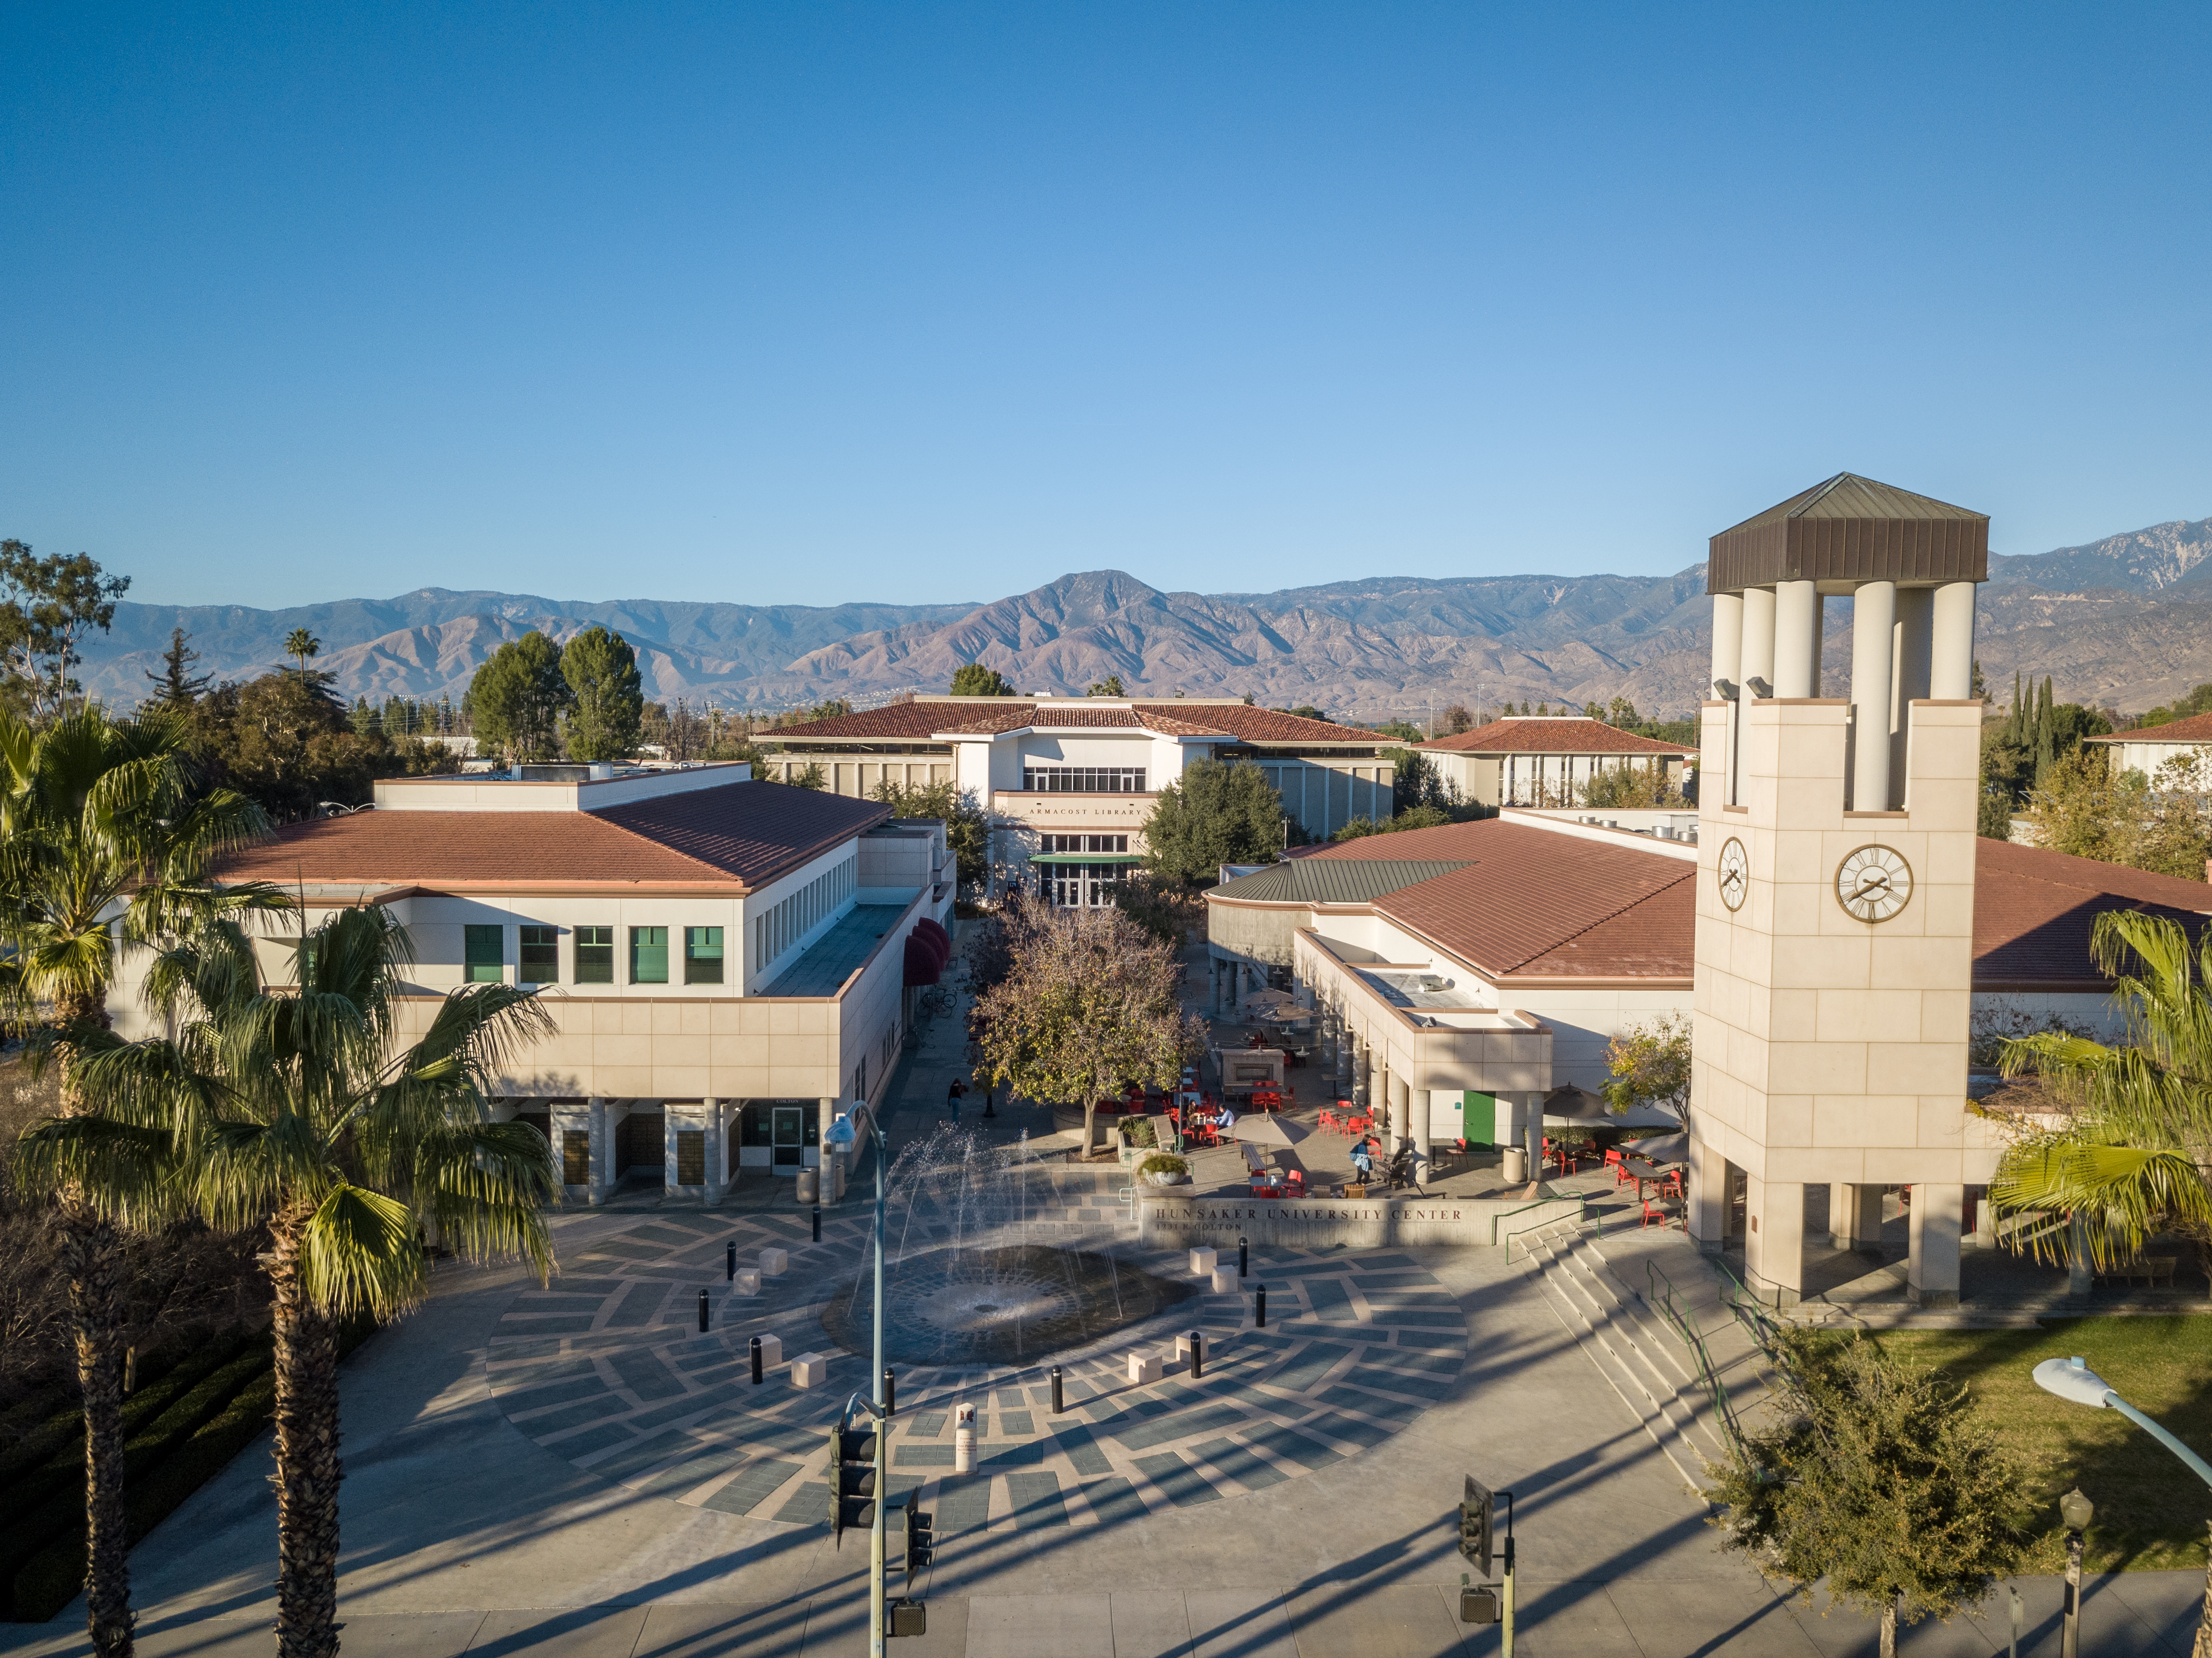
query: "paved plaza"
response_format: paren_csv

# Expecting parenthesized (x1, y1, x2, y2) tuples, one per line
(4, 962, 2209, 1655)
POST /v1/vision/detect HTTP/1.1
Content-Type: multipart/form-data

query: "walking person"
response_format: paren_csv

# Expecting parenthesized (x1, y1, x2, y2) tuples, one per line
(945, 1075, 967, 1124)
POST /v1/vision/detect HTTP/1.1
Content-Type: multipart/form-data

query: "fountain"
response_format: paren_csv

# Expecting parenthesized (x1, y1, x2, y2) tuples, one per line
(816, 1123, 1192, 1369)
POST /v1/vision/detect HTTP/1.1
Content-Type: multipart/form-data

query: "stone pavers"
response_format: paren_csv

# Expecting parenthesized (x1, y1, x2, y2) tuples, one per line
(487, 1202, 1466, 1537)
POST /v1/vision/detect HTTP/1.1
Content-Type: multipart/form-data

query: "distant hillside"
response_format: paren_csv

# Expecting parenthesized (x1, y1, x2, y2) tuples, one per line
(77, 516, 2212, 723)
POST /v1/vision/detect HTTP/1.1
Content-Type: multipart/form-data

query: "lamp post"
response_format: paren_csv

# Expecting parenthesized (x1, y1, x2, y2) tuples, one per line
(2033, 1355, 2212, 1657)
(2057, 1487, 2092, 1658)
(826, 1102, 891, 1657)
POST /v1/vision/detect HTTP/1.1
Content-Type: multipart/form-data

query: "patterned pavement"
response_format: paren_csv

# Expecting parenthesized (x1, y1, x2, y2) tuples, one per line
(487, 1174, 1469, 1535)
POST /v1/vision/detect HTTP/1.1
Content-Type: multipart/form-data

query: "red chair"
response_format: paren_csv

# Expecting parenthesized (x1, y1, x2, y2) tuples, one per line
(1317, 1108, 1340, 1133)
(1641, 1196, 1672, 1229)
(1605, 1148, 1632, 1188)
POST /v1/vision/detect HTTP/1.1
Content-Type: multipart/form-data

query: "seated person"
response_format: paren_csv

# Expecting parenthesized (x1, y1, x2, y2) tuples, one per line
(1217, 1102, 1237, 1133)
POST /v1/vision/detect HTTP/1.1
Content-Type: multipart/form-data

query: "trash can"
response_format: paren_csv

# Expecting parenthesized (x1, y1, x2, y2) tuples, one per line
(1501, 1146, 1527, 1184)
(795, 1169, 819, 1204)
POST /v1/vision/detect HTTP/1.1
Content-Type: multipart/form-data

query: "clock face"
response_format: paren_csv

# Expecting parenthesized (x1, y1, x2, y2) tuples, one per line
(1716, 837, 1750, 911)
(1835, 844, 1913, 922)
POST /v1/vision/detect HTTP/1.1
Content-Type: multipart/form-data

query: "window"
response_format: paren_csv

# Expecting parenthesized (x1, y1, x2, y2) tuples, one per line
(1021, 766, 1145, 793)
(575, 926, 614, 983)
(464, 925, 504, 983)
(630, 926, 668, 983)
(1042, 833, 1129, 853)
(520, 926, 560, 983)
(750, 853, 859, 974)
(685, 926, 724, 984)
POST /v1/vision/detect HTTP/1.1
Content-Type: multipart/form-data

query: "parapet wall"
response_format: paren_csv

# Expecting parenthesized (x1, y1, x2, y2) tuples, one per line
(1138, 1193, 1583, 1250)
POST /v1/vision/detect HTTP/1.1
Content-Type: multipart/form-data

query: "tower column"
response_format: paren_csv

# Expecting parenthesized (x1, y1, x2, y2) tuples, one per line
(1909, 1183, 1964, 1307)
(1830, 1182, 1884, 1249)
(1739, 585, 1776, 694)
(1930, 581, 1977, 700)
(1744, 1174, 1806, 1305)
(1388, 1073, 1411, 1153)
(1849, 580, 1897, 810)
(1710, 592, 1744, 698)
(1773, 580, 1824, 699)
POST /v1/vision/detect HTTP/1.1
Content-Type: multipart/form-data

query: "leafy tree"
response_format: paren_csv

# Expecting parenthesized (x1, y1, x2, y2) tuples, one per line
(1977, 783, 2013, 842)
(347, 697, 381, 738)
(1086, 674, 1126, 697)
(1600, 1013, 1692, 1123)
(1140, 758, 1285, 883)
(463, 632, 571, 763)
(1606, 696, 1640, 727)
(1710, 1329, 2034, 1657)
(0, 705, 283, 1658)
(2136, 682, 2212, 730)
(142, 628, 211, 709)
(30, 906, 560, 1658)
(560, 626, 644, 762)
(2025, 747, 2212, 880)
(971, 899, 1204, 1156)
(1371, 718, 1426, 743)
(1329, 804, 1469, 841)
(788, 762, 827, 790)
(189, 675, 452, 822)
(1442, 702, 1474, 734)
(1577, 763, 1684, 810)
(1989, 910, 2212, 1287)
(0, 542, 131, 719)
(1110, 870, 1206, 948)
(872, 778, 988, 892)
(950, 664, 1015, 697)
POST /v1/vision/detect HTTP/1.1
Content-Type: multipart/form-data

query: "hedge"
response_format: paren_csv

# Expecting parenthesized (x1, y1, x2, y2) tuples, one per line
(3, 1317, 373, 1624)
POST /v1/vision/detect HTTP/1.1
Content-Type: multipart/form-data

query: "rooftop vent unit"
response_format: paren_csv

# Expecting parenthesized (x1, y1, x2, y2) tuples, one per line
(1416, 974, 1450, 992)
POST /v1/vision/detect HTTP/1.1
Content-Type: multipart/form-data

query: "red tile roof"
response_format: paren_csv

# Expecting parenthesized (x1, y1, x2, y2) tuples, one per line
(2085, 711, 2212, 746)
(1366, 821, 1696, 979)
(1287, 818, 2209, 986)
(1971, 838, 2211, 988)
(770, 700, 1381, 745)
(1417, 718, 1696, 756)
(215, 781, 890, 891)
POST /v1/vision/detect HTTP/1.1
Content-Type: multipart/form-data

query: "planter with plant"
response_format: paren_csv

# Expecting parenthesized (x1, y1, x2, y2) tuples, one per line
(1117, 1117, 1159, 1164)
(1137, 1153, 1190, 1186)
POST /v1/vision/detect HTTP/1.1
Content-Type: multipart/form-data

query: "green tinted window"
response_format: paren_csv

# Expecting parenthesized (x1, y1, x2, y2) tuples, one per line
(520, 925, 559, 983)
(464, 925, 504, 983)
(685, 926, 724, 984)
(630, 926, 668, 984)
(575, 926, 614, 984)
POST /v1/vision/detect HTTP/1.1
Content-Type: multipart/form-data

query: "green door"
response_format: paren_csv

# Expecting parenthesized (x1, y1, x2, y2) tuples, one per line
(1462, 1090, 1496, 1145)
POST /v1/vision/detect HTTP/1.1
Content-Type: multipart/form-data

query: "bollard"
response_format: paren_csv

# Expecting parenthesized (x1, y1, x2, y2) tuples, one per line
(953, 1403, 976, 1474)
(1239, 1235, 1249, 1278)
(697, 1290, 710, 1333)
(1190, 1331, 1204, 1379)
(1256, 1285, 1267, 1328)
(726, 1241, 736, 1281)
(812, 1204, 822, 1243)
(1050, 1365, 1064, 1415)
(750, 1335, 764, 1385)
(885, 1368, 897, 1418)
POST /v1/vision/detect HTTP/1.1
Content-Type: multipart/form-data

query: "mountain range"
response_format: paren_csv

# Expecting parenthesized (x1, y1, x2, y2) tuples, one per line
(79, 517, 2212, 725)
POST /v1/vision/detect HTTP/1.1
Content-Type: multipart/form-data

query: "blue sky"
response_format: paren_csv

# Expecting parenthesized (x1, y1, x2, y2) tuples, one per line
(5, 3, 2208, 609)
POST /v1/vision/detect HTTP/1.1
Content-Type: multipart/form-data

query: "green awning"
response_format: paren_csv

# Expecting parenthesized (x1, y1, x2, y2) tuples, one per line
(1028, 853, 1146, 865)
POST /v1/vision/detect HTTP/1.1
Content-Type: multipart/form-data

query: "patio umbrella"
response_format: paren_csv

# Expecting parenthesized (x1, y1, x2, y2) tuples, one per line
(1539, 1084, 1611, 1123)
(1242, 988, 1297, 1011)
(1625, 1130, 1688, 1165)
(1232, 1115, 1309, 1147)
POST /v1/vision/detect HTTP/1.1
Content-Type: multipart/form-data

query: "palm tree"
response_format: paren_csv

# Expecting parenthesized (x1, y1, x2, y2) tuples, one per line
(284, 629, 321, 678)
(38, 905, 561, 1658)
(1989, 910, 2212, 1288)
(0, 705, 283, 1658)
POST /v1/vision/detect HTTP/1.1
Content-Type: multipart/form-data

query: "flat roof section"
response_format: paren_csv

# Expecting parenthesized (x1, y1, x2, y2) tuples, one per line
(766, 902, 912, 997)
(1360, 968, 1480, 1011)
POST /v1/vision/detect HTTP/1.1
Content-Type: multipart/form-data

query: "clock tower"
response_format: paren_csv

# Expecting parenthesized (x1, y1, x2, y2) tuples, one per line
(1690, 475, 2007, 1307)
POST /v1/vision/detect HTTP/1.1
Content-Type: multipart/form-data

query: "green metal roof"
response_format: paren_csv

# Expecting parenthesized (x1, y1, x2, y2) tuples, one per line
(1208, 859, 1472, 905)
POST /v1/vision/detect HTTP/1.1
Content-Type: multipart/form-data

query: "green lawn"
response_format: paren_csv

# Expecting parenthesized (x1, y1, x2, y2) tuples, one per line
(1874, 1315, 2212, 1572)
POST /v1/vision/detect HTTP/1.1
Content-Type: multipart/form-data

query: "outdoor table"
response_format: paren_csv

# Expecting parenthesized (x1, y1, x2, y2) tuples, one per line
(1620, 1155, 1681, 1202)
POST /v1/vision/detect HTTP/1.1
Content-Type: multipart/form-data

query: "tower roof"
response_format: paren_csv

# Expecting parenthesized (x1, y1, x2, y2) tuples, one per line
(1707, 472, 1989, 596)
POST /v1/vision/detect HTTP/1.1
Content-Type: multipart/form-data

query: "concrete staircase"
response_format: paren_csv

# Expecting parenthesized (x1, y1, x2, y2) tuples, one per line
(1519, 1220, 1774, 1496)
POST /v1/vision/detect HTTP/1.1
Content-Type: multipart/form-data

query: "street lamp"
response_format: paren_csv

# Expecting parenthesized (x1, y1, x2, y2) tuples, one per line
(2055, 1486, 2093, 1658)
(2033, 1355, 2212, 1656)
(825, 1103, 895, 1654)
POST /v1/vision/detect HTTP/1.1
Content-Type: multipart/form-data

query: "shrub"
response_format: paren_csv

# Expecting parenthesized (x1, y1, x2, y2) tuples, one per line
(1137, 1153, 1189, 1178)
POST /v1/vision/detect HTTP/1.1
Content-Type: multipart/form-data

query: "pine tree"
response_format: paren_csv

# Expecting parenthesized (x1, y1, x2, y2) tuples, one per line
(142, 626, 212, 707)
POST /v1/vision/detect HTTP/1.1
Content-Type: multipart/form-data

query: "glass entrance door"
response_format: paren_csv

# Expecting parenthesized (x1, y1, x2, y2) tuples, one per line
(772, 1105, 805, 1168)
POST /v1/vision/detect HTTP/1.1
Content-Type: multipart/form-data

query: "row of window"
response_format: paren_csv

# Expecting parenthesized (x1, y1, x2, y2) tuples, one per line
(1021, 766, 1146, 793)
(465, 923, 725, 986)
(754, 854, 858, 971)
(1041, 833, 1130, 853)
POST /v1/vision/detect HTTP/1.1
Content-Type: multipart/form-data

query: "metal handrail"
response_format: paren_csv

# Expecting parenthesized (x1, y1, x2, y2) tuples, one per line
(1710, 1254, 1785, 1358)
(1500, 1200, 1592, 1259)
(1490, 1193, 1585, 1246)
(1646, 1259, 1747, 1455)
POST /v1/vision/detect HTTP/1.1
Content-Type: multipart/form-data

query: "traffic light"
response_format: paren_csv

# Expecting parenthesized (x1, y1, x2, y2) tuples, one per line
(902, 1502, 936, 1581)
(1458, 1476, 1494, 1577)
(827, 1425, 877, 1546)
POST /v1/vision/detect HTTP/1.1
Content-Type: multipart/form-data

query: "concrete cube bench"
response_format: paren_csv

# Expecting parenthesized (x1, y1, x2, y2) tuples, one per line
(732, 1269, 761, 1297)
(791, 1352, 828, 1388)
(1210, 1267, 1239, 1295)
(1189, 1247, 1217, 1276)
(754, 1334, 783, 1369)
(1127, 1351, 1162, 1385)
(760, 1247, 789, 1276)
